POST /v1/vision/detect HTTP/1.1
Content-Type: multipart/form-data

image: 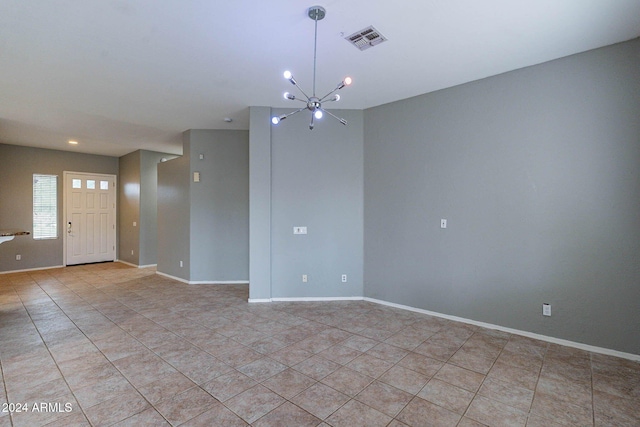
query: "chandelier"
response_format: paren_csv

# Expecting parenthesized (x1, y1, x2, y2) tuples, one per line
(271, 6, 352, 130)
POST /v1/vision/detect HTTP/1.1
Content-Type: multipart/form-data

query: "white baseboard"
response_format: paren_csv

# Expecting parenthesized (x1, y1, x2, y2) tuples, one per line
(0, 265, 64, 275)
(271, 296, 364, 302)
(247, 292, 639, 361)
(155, 271, 189, 283)
(364, 297, 640, 362)
(189, 280, 249, 285)
(155, 271, 247, 285)
(116, 260, 157, 269)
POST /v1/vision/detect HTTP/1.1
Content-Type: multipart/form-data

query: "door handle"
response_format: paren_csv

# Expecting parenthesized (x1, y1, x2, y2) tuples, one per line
(68, 221, 72, 234)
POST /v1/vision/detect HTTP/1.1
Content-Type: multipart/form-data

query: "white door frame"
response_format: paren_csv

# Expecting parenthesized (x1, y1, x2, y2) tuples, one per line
(63, 171, 117, 266)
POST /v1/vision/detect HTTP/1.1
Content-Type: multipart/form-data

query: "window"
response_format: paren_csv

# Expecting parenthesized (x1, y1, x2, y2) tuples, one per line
(87, 180, 95, 189)
(72, 179, 81, 188)
(100, 180, 109, 190)
(33, 174, 58, 239)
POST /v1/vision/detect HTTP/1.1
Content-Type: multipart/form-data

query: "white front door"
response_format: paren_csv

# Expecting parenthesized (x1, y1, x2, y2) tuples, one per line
(64, 172, 116, 265)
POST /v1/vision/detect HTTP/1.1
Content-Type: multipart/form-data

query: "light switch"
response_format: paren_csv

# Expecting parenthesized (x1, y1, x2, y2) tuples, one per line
(133, 221, 137, 227)
(194, 172, 200, 182)
(199, 154, 204, 160)
(441, 219, 447, 229)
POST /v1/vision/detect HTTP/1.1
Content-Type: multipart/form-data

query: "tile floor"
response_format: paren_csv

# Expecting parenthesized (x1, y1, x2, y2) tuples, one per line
(0, 262, 638, 426)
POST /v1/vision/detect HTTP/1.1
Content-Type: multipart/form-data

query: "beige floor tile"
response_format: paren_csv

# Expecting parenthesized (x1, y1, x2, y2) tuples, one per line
(252, 401, 321, 427)
(465, 395, 528, 427)
(317, 344, 362, 365)
(341, 334, 379, 352)
(366, 342, 409, 364)
(224, 384, 286, 424)
(74, 374, 136, 409)
(291, 382, 350, 420)
(137, 371, 196, 405)
(201, 370, 258, 402)
(396, 396, 462, 427)
(262, 368, 316, 399)
(326, 399, 392, 427)
(379, 365, 430, 395)
(593, 389, 640, 426)
(84, 388, 149, 427)
(355, 381, 414, 417)
(111, 407, 171, 426)
(294, 355, 342, 380)
(321, 366, 374, 397)
(397, 352, 443, 378)
(217, 345, 265, 368)
(6, 377, 71, 403)
(433, 363, 486, 393)
(3, 264, 638, 427)
(42, 411, 91, 426)
(384, 329, 430, 351)
(449, 348, 497, 374)
(478, 377, 534, 412)
(529, 392, 593, 426)
(180, 402, 248, 426)
(155, 386, 218, 426)
(237, 357, 288, 382)
(535, 374, 592, 409)
(486, 360, 539, 390)
(346, 353, 395, 378)
(418, 378, 475, 414)
(112, 350, 179, 387)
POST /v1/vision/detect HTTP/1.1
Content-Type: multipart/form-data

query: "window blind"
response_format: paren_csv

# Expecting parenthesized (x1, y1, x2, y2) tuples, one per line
(33, 174, 58, 239)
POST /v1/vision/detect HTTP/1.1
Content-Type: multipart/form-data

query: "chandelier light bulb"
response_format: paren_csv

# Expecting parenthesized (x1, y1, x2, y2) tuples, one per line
(272, 6, 350, 129)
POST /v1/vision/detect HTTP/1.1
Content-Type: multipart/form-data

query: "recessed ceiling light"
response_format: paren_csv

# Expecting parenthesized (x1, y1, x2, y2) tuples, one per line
(68, 140, 78, 145)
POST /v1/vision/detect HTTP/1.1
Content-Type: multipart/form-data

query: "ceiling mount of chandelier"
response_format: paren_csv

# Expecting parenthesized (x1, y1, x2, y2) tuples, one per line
(271, 6, 352, 130)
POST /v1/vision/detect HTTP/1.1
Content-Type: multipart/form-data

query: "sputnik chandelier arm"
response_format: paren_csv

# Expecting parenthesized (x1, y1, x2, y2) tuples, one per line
(271, 5, 352, 130)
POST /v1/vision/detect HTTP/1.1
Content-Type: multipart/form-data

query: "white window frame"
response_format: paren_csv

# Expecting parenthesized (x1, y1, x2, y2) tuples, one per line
(33, 174, 58, 239)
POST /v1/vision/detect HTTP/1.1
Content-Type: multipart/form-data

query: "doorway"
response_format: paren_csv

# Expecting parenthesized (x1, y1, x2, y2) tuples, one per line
(63, 172, 117, 265)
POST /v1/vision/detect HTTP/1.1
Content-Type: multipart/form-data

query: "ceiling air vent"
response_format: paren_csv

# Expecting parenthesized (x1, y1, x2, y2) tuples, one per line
(345, 26, 387, 51)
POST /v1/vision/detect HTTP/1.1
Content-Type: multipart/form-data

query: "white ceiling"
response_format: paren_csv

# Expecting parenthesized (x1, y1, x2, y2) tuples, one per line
(1, 1, 639, 157)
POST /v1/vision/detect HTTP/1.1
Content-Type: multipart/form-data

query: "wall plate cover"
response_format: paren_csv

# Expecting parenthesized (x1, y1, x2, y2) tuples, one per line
(293, 226, 307, 234)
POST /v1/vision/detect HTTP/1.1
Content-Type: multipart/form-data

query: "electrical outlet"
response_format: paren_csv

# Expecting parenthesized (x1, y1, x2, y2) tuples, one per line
(543, 303, 551, 316)
(15, 254, 21, 261)
(179, 260, 183, 268)
(302, 274, 308, 283)
(341, 274, 347, 283)
(131, 250, 134, 255)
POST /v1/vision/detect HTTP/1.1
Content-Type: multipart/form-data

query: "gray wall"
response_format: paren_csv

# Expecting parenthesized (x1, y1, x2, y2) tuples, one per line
(249, 107, 364, 299)
(0, 143, 118, 271)
(157, 141, 191, 280)
(119, 150, 175, 267)
(140, 150, 175, 266)
(363, 38, 640, 354)
(249, 107, 272, 300)
(187, 130, 249, 282)
(118, 150, 141, 265)
(157, 130, 249, 282)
